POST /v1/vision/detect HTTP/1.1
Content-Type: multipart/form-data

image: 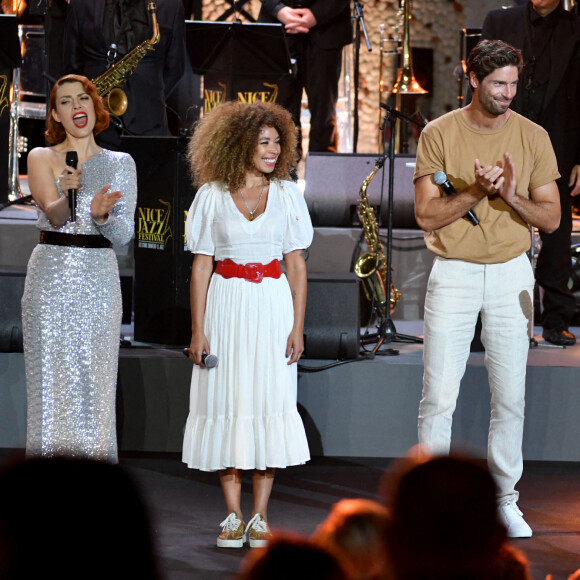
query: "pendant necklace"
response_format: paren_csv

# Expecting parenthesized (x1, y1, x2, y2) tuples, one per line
(239, 182, 267, 221)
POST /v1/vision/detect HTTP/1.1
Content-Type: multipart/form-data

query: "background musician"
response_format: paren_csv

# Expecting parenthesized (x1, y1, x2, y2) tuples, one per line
(257, 0, 352, 157)
(63, 0, 186, 149)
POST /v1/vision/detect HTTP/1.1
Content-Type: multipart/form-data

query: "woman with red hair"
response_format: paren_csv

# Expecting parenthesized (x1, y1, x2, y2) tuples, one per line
(22, 74, 137, 462)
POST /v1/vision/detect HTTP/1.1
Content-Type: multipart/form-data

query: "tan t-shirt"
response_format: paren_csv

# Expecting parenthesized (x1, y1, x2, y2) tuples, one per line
(414, 109, 559, 264)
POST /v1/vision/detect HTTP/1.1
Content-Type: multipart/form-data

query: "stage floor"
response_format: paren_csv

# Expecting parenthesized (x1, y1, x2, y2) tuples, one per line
(1, 449, 577, 580)
(122, 454, 580, 580)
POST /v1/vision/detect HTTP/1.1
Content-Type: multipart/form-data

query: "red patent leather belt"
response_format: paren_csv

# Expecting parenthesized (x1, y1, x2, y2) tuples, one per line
(215, 259, 282, 283)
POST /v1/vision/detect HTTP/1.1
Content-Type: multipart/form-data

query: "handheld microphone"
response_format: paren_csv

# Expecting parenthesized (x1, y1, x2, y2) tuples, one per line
(433, 171, 479, 226)
(201, 353, 218, 368)
(183, 348, 218, 369)
(65, 151, 78, 221)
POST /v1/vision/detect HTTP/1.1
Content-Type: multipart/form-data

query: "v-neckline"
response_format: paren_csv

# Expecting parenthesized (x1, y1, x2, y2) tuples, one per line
(229, 182, 271, 223)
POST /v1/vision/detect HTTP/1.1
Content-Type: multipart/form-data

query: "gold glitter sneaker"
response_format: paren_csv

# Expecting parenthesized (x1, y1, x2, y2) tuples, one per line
(247, 513, 272, 548)
(217, 512, 246, 548)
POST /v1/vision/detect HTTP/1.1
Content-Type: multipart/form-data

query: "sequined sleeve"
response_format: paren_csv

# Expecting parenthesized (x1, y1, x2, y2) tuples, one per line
(95, 153, 137, 247)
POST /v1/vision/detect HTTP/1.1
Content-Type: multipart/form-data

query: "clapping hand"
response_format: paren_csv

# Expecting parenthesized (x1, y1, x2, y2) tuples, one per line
(90, 184, 122, 223)
(474, 153, 517, 205)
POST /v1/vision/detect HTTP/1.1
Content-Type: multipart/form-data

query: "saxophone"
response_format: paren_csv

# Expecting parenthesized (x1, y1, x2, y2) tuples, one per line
(354, 158, 401, 316)
(92, 1, 161, 116)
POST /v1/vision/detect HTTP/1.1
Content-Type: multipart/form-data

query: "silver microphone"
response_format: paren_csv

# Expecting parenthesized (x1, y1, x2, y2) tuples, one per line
(201, 353, 218, 369)
(183, 348, 218, 369)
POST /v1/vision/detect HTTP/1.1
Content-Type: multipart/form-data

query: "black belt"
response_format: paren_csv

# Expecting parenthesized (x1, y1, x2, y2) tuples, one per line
(39, 231, 112, 249)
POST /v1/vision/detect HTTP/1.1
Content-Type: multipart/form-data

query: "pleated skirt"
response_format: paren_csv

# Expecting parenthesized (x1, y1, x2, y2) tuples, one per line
(182, 273, 310, 472)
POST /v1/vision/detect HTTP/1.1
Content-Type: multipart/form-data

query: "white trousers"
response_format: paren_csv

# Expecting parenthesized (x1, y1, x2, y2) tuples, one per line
(418, 253, 534, 502)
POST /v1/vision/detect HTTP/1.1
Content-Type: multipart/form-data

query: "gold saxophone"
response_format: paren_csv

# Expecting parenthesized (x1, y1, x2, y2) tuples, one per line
(92, 1, 161, 116)
(354, 159, 401, 316)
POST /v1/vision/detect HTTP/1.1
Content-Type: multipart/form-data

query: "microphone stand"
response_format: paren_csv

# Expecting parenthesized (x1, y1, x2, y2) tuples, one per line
(352, 2, 372, 153)
(362, 104, 424, 355)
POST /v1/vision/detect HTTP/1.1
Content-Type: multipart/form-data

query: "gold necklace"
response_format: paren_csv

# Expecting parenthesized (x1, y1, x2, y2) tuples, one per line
(239, 182, 267, 221)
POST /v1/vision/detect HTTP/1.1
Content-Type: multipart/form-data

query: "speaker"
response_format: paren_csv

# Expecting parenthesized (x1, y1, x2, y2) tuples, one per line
(303, 273, 360, 360)
(304, 153, 418, 229)
(121, 136, 196, 345)
(0, 271, 25, 352)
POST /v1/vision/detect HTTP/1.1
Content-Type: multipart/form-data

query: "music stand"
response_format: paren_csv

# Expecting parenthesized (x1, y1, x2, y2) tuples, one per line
(185, 20, 292, 101)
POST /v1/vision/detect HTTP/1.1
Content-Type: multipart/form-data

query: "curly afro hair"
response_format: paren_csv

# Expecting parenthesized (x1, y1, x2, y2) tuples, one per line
(186, 100, 298, 192)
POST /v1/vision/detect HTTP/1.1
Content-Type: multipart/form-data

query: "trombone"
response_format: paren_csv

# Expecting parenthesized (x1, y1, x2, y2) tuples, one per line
(382, 0, 427, 154)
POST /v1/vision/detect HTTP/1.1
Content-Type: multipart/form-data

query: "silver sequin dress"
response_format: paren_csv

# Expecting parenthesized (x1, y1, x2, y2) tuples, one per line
(22, 149, 137, 462)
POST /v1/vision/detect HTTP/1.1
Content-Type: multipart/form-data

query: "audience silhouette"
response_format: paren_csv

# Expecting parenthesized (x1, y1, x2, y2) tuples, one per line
(382, 450, 507, 580)
(0, 457, 160, 580)
(238, 531, 349, 580)
(312, 498, 392, 580)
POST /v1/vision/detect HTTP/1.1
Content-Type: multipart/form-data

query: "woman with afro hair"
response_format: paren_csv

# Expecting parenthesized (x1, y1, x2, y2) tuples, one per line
(182, 101, 313, 548)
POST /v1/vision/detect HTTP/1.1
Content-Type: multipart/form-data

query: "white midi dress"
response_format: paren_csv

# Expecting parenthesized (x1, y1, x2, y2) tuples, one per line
(182, 179, 313, 472)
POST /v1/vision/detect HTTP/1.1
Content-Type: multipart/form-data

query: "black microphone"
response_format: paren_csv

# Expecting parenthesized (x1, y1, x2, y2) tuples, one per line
(65, 151, 78, 222)
(433, 171, 479, 226)
(183, 348, 218, 369)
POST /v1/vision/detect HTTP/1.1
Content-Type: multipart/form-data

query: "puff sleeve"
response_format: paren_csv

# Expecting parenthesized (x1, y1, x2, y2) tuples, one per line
(185, 183, 216, 255)
(280, 180, 314, 254)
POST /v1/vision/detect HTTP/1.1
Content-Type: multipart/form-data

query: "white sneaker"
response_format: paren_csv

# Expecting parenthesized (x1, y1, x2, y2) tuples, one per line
(498, 501, 533, 538)
(246, 513, 272, 548)
(217, 512, 246, 548)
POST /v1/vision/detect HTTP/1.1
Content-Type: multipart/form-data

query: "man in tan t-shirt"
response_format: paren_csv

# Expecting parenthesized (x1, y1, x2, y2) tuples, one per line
(414, 40, 560, 539)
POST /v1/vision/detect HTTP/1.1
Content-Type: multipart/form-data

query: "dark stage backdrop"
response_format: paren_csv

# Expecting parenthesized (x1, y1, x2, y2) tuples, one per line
(121, 135, 196, 346)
